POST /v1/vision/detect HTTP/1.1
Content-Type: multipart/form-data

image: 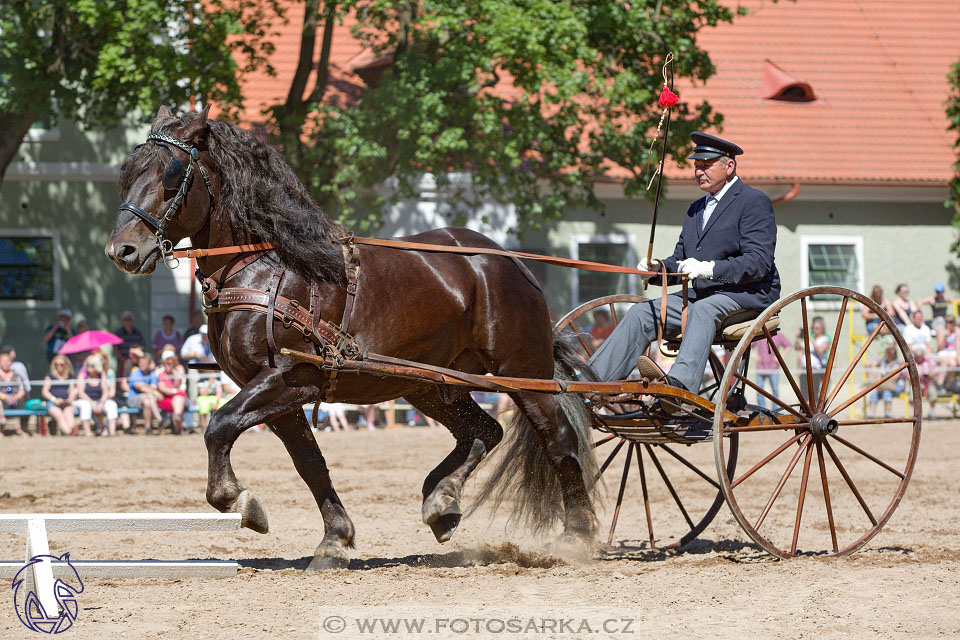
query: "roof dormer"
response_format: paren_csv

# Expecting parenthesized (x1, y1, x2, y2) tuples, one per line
(760, 60, 816, 102)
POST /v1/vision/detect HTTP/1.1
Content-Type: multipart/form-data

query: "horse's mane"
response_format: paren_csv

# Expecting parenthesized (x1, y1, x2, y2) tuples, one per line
(162, 113, 348, 284)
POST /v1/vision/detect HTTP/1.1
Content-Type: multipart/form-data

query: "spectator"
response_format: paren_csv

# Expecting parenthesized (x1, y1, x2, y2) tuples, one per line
(152, 314, 184, 361)
(75, 319, 90, 334)
(216, 371, 240, 407)
(867, 344, 905, 419)
(114, 311, 146, 379)
(1, 346, 31, 434)
(795, 316, 830, 404)
(182, 311, 206, 341)
(75, 354, 118, 437)
(194, 375, 219, 431)
(0, 351, 29, 436)
(157, 349, 187, 435)
(320, 403, 350, 432)
(42, 309, 74, 363)
(126, 353, 160, 434)
(919, 282, 951, 331)
(180, 324, 212, 363)
(589, 309, 615, 350)
(41, 355, 77, 436)
(861, 285, 895, 335)
(891, 284, 918, 328)
(120, 344, 144, 403)
(912, 345, 938, 420)
(902, 310, 933, 354)
(751, 331, 791, 409)
(935, 315, 960, 392)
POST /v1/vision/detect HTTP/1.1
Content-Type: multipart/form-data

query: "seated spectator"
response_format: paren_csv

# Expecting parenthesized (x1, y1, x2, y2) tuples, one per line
(2, 345, 31, 433)
(127, 353, 160, 434)
(41, 355, 77, 436)
(320, 403, 350, 432)
(180, 324, 212, 363)
(902, 310, 933, 354)
(861, 285, 895, 335)
(891, 284, 919, 328)
(867, 344, 906, 419)
(751, 331, 791, 410)
(42, 309, 73, 363)
(0, 351, 29, 436)
(152, 314, 184, 361)
(194, 376, 219, 431)
(912, 345, 938, 420)
(935, 315, 960, 392)
(589, 309, 615, 350)
(75, 355, 119, 437)
(117, 345, 143, 431)
(114, 311, 146, 379)
(920, 282, 951, 331)
(795, 316, 830, 404)
(157, 349, 187, 435)
(215, 371, 240, 407)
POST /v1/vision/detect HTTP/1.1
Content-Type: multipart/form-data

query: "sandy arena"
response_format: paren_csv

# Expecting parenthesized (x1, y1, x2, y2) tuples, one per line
(0, 419, 957, 639)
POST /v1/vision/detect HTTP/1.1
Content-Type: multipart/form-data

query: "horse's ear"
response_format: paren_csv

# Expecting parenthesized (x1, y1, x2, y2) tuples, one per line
(179, 104, 211, 143)
(152, 105, 174, 129)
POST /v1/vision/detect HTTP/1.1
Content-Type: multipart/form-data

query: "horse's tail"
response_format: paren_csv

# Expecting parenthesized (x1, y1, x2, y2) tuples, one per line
(468, 337, 601, 534)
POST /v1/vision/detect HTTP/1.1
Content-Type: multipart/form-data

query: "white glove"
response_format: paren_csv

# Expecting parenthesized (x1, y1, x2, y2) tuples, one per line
(678, 258, 715, 279)
(637, 257, 662, 272)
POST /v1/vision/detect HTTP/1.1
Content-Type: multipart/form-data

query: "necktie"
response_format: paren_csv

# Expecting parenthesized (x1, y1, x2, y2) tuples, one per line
(702, 196, 718, 230)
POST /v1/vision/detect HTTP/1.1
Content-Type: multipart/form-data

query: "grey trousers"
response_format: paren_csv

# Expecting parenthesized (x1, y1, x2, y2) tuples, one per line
(588, 293, 742, 393)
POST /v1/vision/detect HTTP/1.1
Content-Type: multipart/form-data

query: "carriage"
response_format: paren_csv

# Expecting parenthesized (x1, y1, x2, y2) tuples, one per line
(280, 281, 921, 560)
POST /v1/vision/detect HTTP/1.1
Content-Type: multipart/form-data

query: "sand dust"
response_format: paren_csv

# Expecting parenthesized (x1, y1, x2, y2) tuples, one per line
(0, 420, 957, 639)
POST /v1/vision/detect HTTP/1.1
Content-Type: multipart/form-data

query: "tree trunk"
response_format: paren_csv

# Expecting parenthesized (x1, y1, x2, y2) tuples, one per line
(0, 108, 38, 187)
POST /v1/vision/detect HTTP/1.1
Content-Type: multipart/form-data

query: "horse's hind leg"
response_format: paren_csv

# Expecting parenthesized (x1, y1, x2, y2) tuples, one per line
(408, 386, 503, 543)
(270, 410, 356, 571)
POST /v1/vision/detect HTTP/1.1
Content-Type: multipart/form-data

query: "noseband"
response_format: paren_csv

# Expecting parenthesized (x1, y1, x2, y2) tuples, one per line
(119, 131, 215, 269)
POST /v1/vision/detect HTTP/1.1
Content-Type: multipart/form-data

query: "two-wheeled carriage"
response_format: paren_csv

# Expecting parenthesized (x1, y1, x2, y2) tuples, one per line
(285, 282, 921, 559)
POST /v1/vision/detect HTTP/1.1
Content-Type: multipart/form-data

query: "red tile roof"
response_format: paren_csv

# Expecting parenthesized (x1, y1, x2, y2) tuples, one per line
(664, 0, 960, 184)
(235, 0, 960, 185)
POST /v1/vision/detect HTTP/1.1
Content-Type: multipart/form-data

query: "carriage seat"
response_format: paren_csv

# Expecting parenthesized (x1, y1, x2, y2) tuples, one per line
(664, 309, 780, 348)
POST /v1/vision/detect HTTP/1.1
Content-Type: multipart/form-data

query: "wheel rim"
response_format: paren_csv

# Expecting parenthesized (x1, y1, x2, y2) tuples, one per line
(714, 286, 922, 558)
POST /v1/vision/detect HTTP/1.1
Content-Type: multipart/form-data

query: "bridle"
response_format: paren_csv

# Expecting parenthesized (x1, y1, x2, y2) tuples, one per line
(119, 131, 215, 270)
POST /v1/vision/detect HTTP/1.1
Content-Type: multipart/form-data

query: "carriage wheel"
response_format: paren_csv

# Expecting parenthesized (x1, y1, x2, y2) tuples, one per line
(713, 286, 922, 558)
(555, 296, 738, 550)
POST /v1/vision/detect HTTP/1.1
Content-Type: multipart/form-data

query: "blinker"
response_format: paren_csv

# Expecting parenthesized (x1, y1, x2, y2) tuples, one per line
(162, 157, 186, 190)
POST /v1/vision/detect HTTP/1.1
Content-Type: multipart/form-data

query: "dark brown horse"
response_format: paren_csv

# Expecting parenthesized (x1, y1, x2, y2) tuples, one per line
(105, 105, 599, 569)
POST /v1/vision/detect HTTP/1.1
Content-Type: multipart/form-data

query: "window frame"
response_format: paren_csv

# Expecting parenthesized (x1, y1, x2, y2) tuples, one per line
(569, 233, 637, 307)
(0, 228, 63, 310)
(800, 235, 864, 310)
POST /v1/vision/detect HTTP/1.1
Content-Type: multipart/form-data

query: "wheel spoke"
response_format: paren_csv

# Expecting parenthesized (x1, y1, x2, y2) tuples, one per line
(822, 321, 884, 412)
(816, 441, 839, 553)
(608, 302, 619, 325)
(791, 443, 816, 554)
(731, 432, 805, 488)
(645, 444, 695, 530)
(762, 326, 814, 417)
(801, 298, 816, 408)
(727, 422, 810, 434)
(660, 444, 720, 490)
(595, 439, 626, 481)
(607, 443, 634, 545)
(831, 434, 906, 479)
(593, 434, 618, 448)
(734, 372, 806, 420)
(829, 363, 909, 417)
(817, 297, 848, 410)
(823, 439, 878, 526)
(834, 418, 915, 426)
(636, 446, 656, 549)
(567, 316, 592, 355)
(754, 434, 811, 531)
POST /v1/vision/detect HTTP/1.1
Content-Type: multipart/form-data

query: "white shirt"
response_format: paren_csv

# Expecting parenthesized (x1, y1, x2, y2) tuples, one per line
(702, 175, 739, 230)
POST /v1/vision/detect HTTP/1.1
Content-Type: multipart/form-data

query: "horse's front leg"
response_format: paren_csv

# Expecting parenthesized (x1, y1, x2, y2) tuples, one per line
(269, 409, 356, 571)
(204, 368, 311, 534)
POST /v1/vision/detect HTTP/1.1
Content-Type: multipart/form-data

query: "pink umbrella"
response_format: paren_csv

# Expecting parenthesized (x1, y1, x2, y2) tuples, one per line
(58, 330, 124, 355)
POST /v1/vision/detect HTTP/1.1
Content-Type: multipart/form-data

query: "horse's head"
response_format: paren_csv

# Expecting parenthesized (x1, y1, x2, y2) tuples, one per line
(106, 104, 216, 274)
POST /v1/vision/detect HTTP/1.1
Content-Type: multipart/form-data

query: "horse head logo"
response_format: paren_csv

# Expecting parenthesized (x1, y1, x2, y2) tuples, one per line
(12, 553, 84, 634)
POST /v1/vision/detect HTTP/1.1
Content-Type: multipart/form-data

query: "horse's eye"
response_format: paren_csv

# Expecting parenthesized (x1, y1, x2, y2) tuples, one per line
(162, 157, 186, 190)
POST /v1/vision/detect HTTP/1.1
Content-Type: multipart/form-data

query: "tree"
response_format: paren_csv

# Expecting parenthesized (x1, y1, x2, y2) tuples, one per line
(268, 0, 746, 234)
(0, 0, 280, 184)
(947, 58, 960, 252)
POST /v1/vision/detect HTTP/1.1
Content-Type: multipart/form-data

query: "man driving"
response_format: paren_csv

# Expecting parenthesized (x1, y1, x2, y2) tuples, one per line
(588, 132, 780, 400)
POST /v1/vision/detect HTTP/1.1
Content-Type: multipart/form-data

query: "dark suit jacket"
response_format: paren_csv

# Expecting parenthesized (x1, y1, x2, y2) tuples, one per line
(658, 178, 780, 310)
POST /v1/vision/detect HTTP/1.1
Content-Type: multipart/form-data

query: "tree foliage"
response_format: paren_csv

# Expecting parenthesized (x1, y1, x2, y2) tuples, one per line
(273, 0, 746, 234)
(0, 0, 280, 182)
(947, 58, 960, 251)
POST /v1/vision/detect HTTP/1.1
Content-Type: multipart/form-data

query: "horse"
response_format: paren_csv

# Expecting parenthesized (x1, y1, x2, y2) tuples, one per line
(105, 105, 600, 570)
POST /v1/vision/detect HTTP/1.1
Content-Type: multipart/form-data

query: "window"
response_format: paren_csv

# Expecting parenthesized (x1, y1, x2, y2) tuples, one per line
(801, 236, 863, 307)
(0, 230, 61, 308)
(570, 235, 636, 306)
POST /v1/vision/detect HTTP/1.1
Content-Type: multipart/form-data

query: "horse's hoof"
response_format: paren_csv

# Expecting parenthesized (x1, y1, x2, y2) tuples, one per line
(306, 546, 350, 572)
(549, 532, 596, 565)
(422, 489, 462, 543)
(236, 489, 269, 534)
